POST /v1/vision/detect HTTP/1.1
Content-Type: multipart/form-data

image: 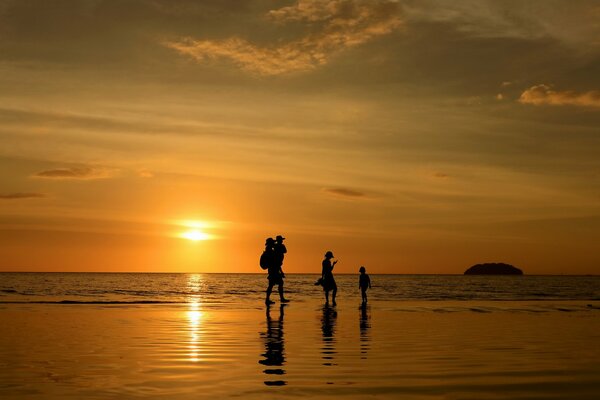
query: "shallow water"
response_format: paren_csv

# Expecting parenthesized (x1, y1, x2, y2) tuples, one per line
(1, 274, 599, 399)
(1, 300, 599, 399)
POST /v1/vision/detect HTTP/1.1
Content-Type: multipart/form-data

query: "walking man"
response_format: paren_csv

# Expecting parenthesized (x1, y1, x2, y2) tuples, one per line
(265, 236, 289, 305)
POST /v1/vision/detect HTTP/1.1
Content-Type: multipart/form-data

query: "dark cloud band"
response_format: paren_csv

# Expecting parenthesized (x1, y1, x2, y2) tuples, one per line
(0, 192, 45, 200)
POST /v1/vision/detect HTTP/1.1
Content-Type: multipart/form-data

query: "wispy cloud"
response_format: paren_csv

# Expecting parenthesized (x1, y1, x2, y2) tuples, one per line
(165, 0, 402, 75)
(519, 84, 600, 108)
(32, 166, 117, 180)
(402, 1, 600, 46)
(0, 192, 45, 200)
(324, 187, 368, 199)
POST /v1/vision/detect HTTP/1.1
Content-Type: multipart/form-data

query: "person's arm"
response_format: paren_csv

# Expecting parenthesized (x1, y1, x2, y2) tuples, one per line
(368, 275, 371, 288)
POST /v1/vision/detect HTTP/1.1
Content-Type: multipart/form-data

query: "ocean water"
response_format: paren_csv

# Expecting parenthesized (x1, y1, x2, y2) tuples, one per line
(1, 273, 599, 306)
(1, 273, 599, 399)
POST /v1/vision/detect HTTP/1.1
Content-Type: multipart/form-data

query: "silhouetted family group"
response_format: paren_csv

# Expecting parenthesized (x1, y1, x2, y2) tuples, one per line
(261, 236, 371, 306)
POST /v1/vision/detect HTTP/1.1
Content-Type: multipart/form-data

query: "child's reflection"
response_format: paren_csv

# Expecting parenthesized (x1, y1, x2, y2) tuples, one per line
(359, 303, 371, 358)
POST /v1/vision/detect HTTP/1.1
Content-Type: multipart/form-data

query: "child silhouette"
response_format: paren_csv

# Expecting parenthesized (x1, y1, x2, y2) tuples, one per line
(359, 266, 371, 304)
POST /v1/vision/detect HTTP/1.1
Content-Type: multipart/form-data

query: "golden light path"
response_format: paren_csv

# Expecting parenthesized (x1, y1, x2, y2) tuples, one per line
(186, 274, 204, 363)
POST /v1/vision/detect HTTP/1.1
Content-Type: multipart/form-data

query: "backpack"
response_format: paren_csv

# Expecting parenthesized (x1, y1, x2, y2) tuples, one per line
(259, 251, 270, 270)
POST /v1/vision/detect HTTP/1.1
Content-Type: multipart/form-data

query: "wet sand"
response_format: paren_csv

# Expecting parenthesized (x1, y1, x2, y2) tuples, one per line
(1, 299, 599, 399)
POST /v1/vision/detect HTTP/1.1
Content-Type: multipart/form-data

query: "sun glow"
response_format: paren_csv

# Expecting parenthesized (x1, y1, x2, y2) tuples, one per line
(177, 220, 215, 241)
(181, 230, 210, 241)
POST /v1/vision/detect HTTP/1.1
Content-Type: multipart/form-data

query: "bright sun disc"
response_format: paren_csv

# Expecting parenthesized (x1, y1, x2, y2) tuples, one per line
(181, 230, 210, 241)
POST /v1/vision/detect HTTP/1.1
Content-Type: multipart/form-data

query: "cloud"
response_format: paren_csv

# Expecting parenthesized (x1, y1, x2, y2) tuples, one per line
(518, 84, 600, 108)
(324, 187, 367, 199)
(32, 166, 117, 180)
(137, 169, 154, 178)
(165, 0, 402, 75)
(0, 192, 45, 200)
(401, 1, 600, 47)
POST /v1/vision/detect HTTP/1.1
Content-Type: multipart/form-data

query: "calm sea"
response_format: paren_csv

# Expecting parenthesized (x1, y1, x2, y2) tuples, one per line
(1, 273, 598, 306)
(1, 273, 599, 399)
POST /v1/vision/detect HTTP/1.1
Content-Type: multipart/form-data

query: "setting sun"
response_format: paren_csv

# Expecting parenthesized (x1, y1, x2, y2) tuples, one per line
(181, 230, 210, 241)
(176, 220, 214, 241)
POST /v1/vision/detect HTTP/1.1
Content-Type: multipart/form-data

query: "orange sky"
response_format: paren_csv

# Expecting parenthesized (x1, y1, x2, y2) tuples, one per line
(1, 1, 599, 274)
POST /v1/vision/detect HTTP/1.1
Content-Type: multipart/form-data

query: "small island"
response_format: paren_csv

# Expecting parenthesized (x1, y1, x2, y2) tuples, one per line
(464, 263, 523, 275)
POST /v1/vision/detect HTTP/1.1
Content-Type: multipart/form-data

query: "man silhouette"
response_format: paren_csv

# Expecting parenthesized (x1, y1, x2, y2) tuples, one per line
(265, 236, 289, 304)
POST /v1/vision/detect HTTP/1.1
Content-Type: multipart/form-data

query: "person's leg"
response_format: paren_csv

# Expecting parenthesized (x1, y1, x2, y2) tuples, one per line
(278, 282, 287, 301)
(266, 282, 274, 304)
(332, 285, 337, 306)
(324, 289, 329, 304)
(363, 289, 367, 303)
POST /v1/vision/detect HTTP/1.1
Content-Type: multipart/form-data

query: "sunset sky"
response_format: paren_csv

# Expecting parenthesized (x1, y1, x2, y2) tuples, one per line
(1, 0, 599, 274)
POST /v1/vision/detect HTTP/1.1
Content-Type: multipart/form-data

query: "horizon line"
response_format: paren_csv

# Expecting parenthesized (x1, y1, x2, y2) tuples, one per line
(0, 271, 598, 277)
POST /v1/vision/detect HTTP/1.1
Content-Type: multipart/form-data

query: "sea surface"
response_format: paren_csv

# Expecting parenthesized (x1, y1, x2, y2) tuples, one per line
(1, 273, 599, 399)
(1, 273, 599, 306)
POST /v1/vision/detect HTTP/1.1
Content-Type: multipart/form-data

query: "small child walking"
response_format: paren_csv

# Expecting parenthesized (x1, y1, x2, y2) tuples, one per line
(359, 266, 371, 304)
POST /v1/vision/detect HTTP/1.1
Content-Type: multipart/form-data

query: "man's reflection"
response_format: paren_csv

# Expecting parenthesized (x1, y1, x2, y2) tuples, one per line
(321, 304, 338, 366)
(259, 304, 286, 386)
(359, 303, 371, 358)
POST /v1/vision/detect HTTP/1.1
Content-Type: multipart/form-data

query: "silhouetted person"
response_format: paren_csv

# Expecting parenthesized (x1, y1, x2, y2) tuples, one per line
(259, 304, 286, 386)
(322, 251, 337, 306)
(321, 304, 338, 366)
(274, 235, 287, 268)
(359, 266, 371, 304)
(265, 237, 289, 305)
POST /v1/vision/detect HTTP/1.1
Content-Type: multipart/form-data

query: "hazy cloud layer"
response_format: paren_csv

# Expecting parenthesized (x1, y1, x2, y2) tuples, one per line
(324, 187, 367, 199)
(402, 0, 600, 46)
(0, 192, 45, 200)
(33, 167, 117, 180)
(166, 0, 402, 75)
(519, 84, 600, 108)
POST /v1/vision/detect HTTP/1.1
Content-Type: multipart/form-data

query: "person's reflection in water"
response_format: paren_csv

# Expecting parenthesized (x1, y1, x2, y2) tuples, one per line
(321, 304, 338, 366)
(359, 303, 371, 359)
(259, 304, 286, 386)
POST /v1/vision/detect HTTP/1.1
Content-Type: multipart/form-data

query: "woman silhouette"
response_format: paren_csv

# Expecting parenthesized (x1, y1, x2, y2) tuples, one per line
(321, 251, 337, 306)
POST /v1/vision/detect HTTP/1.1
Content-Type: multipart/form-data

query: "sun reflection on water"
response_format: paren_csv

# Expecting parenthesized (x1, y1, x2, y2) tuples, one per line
(186, 274, 204, 363)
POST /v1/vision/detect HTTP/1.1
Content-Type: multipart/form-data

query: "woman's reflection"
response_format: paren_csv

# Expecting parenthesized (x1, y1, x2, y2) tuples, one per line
(321, 304, 338, 366)
(359, 303, 371, 359)
(259, 304, 286, 386)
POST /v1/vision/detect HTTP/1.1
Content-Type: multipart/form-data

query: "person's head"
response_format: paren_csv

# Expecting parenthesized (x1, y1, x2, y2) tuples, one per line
(359, 266, 366, 274)
(275, 235, 285, 243)
(265, 237, 275, 247)
(324, 250, 334, 259)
